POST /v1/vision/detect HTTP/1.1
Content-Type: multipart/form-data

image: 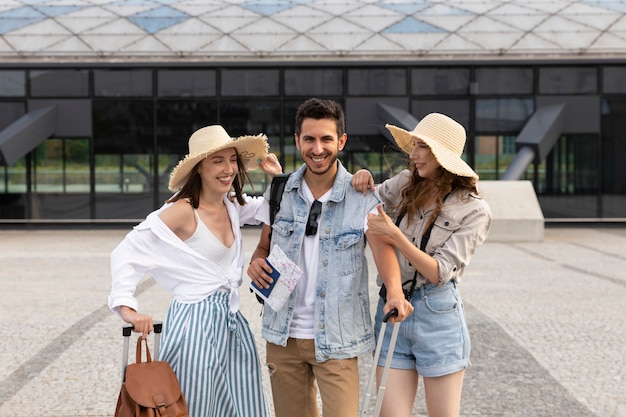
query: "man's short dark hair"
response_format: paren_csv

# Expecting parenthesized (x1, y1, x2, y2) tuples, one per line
(295, 98, 345, 138)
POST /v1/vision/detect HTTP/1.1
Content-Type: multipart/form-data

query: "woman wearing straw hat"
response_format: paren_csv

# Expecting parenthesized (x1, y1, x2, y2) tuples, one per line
(108, 125, 282, 417)
(353, 113, 492, 417)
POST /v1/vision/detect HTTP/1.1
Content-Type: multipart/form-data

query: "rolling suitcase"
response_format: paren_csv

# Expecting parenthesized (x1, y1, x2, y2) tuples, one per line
(360, 309, 399, 417)
(120, 321, 163, 382)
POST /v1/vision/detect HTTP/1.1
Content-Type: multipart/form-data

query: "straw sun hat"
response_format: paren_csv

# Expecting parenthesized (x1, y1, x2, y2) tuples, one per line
(168, 125, 269, 191)
(385, 113, 478, 179)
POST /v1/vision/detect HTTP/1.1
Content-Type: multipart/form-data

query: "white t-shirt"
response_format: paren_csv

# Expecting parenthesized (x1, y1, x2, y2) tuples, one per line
(289, 179, 331, 339)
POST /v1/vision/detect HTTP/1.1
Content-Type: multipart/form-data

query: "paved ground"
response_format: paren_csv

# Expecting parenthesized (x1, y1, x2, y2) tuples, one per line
(0, 224, 625, 417)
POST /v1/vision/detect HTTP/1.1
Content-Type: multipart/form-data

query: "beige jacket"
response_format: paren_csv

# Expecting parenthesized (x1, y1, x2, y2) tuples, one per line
(376, 169, 492, 288)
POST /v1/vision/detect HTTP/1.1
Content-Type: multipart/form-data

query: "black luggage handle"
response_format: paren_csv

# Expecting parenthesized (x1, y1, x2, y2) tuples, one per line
(122, 320, 163, 337)
(121, 320, 163, 382)
(382, 308, 398, 323)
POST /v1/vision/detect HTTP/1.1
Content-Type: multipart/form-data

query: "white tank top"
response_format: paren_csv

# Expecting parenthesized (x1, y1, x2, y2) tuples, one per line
(185, 209, 235, 277)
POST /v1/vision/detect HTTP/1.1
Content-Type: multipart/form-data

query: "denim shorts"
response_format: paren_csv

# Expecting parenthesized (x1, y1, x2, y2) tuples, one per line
(373, 280, 471, 377)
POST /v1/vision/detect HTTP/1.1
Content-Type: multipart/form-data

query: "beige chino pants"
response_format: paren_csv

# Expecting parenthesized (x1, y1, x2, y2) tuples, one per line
(266, 338, 360, 417)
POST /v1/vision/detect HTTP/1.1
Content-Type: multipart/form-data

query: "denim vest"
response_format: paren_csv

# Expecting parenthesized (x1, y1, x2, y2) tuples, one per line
(262, 161, 380, 362)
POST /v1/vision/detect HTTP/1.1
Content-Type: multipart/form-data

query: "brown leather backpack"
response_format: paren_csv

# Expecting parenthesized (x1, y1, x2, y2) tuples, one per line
(115, 337, 189, 417)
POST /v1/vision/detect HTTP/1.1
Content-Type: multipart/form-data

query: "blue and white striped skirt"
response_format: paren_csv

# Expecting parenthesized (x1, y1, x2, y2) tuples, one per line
(159, 291, 270, 417)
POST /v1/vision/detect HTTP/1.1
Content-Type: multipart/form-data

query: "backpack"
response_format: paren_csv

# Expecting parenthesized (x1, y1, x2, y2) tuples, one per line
(253, 173, 291, 305)
(115, 337, 189, 417)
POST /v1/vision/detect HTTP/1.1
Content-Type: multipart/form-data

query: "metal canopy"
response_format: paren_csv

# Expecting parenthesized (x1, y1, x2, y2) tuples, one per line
(501, 103, 566, 180)
(0, 106, 57, 166)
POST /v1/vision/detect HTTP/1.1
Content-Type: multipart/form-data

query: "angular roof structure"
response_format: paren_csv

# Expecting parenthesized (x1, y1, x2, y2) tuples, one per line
(1, 0, 625, 63)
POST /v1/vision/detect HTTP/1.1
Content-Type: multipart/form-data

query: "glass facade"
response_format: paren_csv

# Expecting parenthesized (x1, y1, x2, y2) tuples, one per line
(30, 70, 89, 98)
(0, 63, 625, 221)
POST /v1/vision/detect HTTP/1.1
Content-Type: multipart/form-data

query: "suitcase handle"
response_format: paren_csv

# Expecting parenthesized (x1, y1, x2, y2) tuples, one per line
(121, 320, 163, 382)
(360, 308, 400, 417)
(382, 308, 398, 323)
(122, 320, 163, 337)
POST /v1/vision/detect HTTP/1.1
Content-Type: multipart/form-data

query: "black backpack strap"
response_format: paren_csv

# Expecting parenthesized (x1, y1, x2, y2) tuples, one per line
(269, 173, 291, 236)
(269, 173, 291, 226)
(254, 173, 292, 306)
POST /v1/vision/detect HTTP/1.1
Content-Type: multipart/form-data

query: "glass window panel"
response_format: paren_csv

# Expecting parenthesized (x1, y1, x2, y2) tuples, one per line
(33, 138, 63, 193)
(475, 67, 533, 95)
(31, 138, 90, 194)
(94, 154, 122, 193)
(5, 159, 26, 193)
(93, 100, 154, 154)
(600, 98, 626, 218)
(64, 138, 91, 193)
(0, 102, 25, 130)
(602, 67, 626, 93)
(0, 70, 25, 97)
(348, 68, 406, 96)
(0, 181, 26, 218)
(158, 153, 180, 196)
(94, 69, 153, 97)
(30, 70, 88, 97)
(93, 100, 155, 215)
(158, 69, 216, 97)
(346, 143, 406, 181)
(221, 69, 279, 96)
(94, 153, 154, 195)
(539, 67, 597, 94)
(220, 100, 282, 137)
(412, 68, 469, 95)
(474, 135, 497, 180)
(284, 69, 343, 96)
(474, 135, 517, 180)
(537, 135, 599, 218)
(157, 100, 218, 155)
(475, 98, 534, 131)
(33, 194, 91, 219)
(28, 138, 91, 218)
(94, 187, 154, 219)
(156, 100, 218, 191)
(411, 99, 470, 128)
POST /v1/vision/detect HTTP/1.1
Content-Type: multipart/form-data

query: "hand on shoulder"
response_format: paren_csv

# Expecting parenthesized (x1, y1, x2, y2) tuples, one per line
(352, 169, 375, 195)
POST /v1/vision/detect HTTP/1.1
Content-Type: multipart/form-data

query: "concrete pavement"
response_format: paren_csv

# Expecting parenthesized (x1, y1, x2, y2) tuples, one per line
(0, 224, 624, 417)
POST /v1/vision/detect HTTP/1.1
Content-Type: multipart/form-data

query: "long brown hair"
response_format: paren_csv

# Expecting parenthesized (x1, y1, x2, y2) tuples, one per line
(166, 150, 252, 208)
(393, 163, 478, 226)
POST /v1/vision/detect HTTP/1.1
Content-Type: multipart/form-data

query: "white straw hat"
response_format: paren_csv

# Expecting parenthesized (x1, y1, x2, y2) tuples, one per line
(168, 125, 269, 191)
(385, 113, 478, 179)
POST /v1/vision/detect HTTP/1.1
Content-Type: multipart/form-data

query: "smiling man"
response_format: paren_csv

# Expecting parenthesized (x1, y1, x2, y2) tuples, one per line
(247, 98, 409, 417)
